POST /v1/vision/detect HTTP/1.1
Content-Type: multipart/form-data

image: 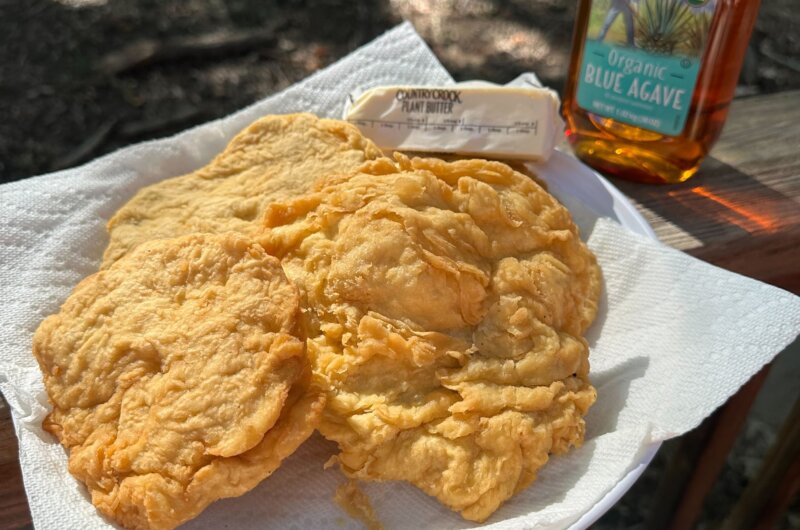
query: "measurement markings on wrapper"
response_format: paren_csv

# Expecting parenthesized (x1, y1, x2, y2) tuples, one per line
(343, 80, 562, 160)
(348, 118, 540, 137)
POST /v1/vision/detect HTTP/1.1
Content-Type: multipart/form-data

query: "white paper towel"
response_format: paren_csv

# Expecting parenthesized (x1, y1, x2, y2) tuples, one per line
(1, 22, 798, 530)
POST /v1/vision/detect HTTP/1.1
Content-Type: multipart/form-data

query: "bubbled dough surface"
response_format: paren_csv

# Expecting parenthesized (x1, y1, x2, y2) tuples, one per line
(33, 233, 324, 530)
(262, 154, 601, 522)
(102, 113, 386, 268)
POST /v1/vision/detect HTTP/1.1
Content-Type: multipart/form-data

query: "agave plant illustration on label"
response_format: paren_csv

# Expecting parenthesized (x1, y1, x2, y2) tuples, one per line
(685, 9, 714, 56)
(635, 0, 692, 54)
(588, 0, 716, 57)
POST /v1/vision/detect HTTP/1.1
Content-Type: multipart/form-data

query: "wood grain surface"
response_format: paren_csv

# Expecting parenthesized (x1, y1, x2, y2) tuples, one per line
(614, 90, 800, 292)
(1, 90, 798, 530)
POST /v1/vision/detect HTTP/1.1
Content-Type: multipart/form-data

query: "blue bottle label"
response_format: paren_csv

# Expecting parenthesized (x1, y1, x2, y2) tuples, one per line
(577, 0, 717, 136)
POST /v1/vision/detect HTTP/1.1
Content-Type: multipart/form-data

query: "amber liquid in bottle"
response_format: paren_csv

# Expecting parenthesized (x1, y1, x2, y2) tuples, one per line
(563, 0, 761, 184)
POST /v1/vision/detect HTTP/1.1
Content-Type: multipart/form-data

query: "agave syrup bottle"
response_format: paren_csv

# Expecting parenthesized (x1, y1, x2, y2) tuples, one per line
(563, 0, 761, 184)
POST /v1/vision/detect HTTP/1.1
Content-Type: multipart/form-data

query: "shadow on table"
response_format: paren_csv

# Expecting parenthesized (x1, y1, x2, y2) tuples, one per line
(613, 156, 800, 292)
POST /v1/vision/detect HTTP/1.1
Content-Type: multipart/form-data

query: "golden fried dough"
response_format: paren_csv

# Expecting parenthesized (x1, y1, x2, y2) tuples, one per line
(33, 233, 324, 530)
(102, 113, 386, 268)
(262, 154, 600, 522)
(334, 480, 385, 530)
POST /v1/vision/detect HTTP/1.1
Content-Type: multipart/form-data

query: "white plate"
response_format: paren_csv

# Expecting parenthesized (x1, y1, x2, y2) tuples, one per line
(534, 149, 661, 529)
(535, 150, 657, 241)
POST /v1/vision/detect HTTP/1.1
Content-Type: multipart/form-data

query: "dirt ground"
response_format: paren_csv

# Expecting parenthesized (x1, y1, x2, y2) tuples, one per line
(1, 0, 799, 182)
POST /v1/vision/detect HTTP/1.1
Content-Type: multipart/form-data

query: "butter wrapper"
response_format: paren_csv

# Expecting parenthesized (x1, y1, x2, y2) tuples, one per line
(343, 74, 564, 161)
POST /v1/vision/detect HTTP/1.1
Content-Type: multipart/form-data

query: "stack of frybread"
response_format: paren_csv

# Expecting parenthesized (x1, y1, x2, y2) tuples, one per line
(33, 114, 601, 530)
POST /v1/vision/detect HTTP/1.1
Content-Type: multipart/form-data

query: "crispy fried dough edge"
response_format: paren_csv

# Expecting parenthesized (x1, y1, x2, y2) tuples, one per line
(101, 113, 386, 268)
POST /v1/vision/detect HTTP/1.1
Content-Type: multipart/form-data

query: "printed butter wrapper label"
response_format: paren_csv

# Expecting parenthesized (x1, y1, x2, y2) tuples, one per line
(343, 73, 564, 162)
(577, 0, 718, 136)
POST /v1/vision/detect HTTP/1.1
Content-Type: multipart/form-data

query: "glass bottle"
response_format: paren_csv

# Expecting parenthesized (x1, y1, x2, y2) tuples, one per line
(562, 0, 761, 184)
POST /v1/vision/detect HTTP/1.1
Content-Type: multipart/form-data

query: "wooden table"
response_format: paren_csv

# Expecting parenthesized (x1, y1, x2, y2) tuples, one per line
(1, 90, 798, 530)
(619, 90, 800, 530)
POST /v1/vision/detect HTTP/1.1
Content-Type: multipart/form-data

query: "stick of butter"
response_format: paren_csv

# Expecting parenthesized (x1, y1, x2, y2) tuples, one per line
(343, 74, 564, 162)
